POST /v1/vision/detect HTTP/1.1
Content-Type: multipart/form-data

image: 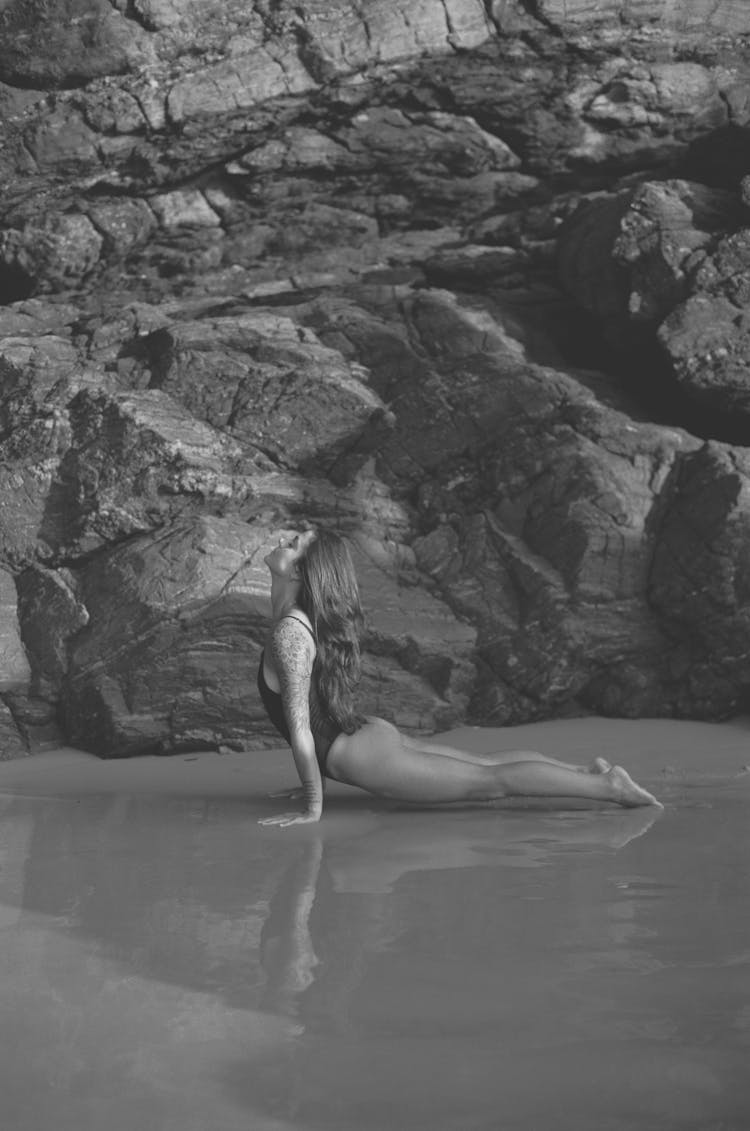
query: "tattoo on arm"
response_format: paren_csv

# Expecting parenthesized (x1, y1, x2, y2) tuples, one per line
(270, 619, 322, 815)
(270, 619, 314, 738)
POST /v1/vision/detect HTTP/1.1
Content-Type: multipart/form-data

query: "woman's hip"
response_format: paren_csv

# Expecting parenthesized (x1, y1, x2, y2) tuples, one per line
(326, 716, 402, 783)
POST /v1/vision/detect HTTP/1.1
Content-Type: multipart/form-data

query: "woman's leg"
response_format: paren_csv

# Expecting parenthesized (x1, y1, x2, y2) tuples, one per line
(398, 737, 611, 775)
(330, 720, 661, 808)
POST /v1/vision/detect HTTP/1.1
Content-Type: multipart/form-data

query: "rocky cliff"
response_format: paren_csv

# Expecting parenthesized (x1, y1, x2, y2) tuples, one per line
(2, 0, 750, 757)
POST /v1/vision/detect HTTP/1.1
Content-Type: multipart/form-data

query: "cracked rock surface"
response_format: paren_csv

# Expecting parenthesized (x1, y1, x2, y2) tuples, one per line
(2, 0, 750, 755)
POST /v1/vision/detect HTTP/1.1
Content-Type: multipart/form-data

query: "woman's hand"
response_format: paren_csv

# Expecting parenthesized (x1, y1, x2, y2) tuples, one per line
(259, 810, 321, 828)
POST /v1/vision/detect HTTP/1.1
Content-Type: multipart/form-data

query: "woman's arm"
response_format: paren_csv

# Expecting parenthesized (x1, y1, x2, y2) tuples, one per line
(260, 838, 324, 1013)
(259, 618, 324, 827)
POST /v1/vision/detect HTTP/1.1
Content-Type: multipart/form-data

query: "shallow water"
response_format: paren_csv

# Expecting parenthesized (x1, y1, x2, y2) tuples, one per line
(0, 719, 749, 1131)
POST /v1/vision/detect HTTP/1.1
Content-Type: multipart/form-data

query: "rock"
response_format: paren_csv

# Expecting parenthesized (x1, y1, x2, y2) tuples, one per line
(648, 442, 750, 715)
(664, 0, 750, 30)
(656, 227, 750, 422)
(0, 300, 80, 337)
(0, 455, 67, 569)
(658, 288, 750, 419)
(78, 87, 148, 135)
(1, 692, 62, 751)
(23, 105, 101, 174)
(558, 178, 750, 430)
(0, 215, 103, 295)
(284, 284, 740, 721)
(558, 178, 743, 343)
(352, 540, 476, 718)
(581, 62, 725, 133)
(60, 516, 271, 755)
(565, 59, 727, 169)
(0, 80, 46, 125)
(166, 48, 316, 124)
(50, 386, 247, 555)
(420, 244, 527, 288)
(534, 0, 750, 33)
(16, 566, 89, 699)
(61, 515, 474, 754)
(411, 382, 703, 721)
(86, 199, 157, 257)
(3, 7, 750, 750)
(149, 191, 222, 231)
(0, 334, 81, 433)
(337, 109, 521, 175)
(282, 0, 492, 74)
(0, 699, 27, 760)
(0, 0, 155, 88)
(296, 286, 573, 481)
(614, 180, 742, 327)
(0, 21, 744, 300)
(0, 335, 85, 567)
(136, 313, 389, 472)
(0, 568, 31, 693)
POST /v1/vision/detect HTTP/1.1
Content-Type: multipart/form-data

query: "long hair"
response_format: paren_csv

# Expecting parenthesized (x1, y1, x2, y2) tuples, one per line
(297, 530, 364, 734)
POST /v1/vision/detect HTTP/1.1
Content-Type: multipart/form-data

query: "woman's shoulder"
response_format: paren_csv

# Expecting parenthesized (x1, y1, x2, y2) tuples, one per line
(276, 607, 314, 635)
(287, 607, 315, 634)
(271, 609, 316, 653)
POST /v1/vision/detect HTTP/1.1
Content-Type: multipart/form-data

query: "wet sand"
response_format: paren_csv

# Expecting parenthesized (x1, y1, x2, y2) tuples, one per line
(0, 717, 749, 1131)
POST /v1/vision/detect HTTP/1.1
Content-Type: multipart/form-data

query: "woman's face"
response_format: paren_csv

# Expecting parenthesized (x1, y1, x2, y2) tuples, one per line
(264, 529, 316, 579)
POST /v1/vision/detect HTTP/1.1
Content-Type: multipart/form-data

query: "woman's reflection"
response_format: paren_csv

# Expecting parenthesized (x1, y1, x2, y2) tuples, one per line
(260, 836, 323, 1019)
(258, 805, 659, 1026)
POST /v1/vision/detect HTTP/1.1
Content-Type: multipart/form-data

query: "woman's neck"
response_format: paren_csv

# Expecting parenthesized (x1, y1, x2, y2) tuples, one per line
(270, 575, 301, 621)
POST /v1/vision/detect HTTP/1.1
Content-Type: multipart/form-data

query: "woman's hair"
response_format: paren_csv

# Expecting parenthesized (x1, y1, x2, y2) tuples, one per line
(297, 530, 364, 734)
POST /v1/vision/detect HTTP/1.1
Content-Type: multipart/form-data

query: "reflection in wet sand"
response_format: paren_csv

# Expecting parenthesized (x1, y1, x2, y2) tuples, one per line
(0, 745, 748, 1129)
(251, 807, 749, 1130)
(321, 806, 660, 892)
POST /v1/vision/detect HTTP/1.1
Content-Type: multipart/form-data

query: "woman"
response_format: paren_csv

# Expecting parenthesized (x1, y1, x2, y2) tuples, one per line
(257, 529, 662, 826)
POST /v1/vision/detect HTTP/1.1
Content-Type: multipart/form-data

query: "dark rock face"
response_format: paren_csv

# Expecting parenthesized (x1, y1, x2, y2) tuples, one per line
(559, 176, 750, 435)
(2, 0, 750, 755)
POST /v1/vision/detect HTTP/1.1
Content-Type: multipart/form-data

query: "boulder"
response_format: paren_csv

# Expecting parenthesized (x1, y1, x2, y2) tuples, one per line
(558, 180, 743, 340)
(60, 515, 476, 754)
(50, 386, 247, 555)
(649, 441, 750, 715)
(134, 313, 389, 472)
(16, 566, 89, 700)
(559, 178, 750, 429)
(0, 0, 154, 88)
(85, 199, 157, 258)
(0, 215, 104, 295)
(409, 369, 704, 721)
(283, 285, 735, 720)
(61, 516, 271, 755)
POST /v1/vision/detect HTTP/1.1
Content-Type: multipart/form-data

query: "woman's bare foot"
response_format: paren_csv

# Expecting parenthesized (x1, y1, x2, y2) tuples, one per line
(606, 766, 663, 808)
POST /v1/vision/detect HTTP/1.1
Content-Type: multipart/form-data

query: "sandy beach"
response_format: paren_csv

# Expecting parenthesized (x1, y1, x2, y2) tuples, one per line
(1, 717, 749, 1131)
(2, 714, 748, 803)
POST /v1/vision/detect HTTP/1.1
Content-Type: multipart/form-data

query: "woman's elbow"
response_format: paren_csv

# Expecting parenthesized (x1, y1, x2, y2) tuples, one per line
(289, 727, 317, 756)
(288, 720, 313, 742)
